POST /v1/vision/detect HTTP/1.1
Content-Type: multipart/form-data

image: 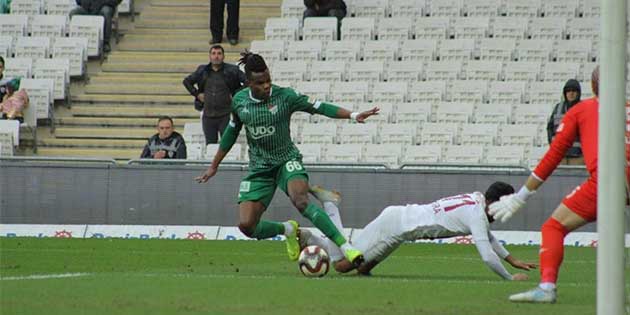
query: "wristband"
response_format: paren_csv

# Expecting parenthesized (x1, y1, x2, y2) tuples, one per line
(350, 112, 359, 122)
(516, 186, 535, 202)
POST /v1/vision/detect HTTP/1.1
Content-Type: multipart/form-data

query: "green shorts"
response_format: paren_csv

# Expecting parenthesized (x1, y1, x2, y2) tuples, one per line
(238, 159, 309, 207)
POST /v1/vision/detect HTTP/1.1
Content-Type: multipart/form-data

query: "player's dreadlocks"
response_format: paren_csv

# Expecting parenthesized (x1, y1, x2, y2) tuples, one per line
(239, 50, 268, 79)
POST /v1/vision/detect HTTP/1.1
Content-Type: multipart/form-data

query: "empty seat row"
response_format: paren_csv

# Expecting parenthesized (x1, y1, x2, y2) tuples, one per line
(8, 0, 131, 16)
(1, 37, 87, 76)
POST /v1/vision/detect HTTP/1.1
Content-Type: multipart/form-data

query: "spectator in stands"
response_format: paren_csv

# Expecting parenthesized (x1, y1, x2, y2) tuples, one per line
(141, 116, 187, 159)
(0, 0, 9, 14)
(546, 79, 582, 164)
(303, 0, 347, 39)
(0, 56, 7, 100)
(182, 44, 246, 144)
(210, 0, 240, 45)
(70, 0, 122, 53)
(0, 78, 29, 124)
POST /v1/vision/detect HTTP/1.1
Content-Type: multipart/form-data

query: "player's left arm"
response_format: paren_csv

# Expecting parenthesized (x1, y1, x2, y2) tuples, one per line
(287, 88, 379, 123)
(488, 233, 537, 271)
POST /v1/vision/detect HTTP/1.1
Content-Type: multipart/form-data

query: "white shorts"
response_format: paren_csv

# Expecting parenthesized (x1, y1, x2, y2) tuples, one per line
(353, 206, 409, 263)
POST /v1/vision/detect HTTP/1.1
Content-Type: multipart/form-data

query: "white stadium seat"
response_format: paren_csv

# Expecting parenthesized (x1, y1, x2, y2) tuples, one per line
(363, 143, 402, 167)
(491, 17, 528, 39)
(250, 40, 286, 63)
(452, 17, 490, 39)
(485, 145, 526, 165)
(554, 39, 592, 63)
(435, 101, 474, 124)
(393, 103, 432, 125)
(428, 0, 462, 17)
(425, 60, 462, 81)
(281, 0, 304, 18)
(287, 40, 323, 61)
(449, 80, 487, 103)
(504, 0, 540, 17)
(3, 57, 33, 78)
(46, 0, 76, 16)
(10, 0, 43, 15)
(324, 40, 362, 62)
(515, 39, 554, 62)
(70, 15, 104, 57)
(420, 122, 459, 145)
(503, 61, 541, 81)
(347, 61, 385, 83)
(528, 81, 564, 104)
(33, 58, 70, 100)
(265, 17, 300, 41)
(567, 17, 599, 40)
(400, 39, 437, 62)
(338, 124, 377, 144)
(541, 62, 580, 82)
(187, 143, 204, 160)
(184, 122, 204, 144)
(303, 17, 338, 42)
(443, 145, 484, 164)
(474, 103, 511, 124)
(438, 39, 475, 62)
(352, 0, 389, 19)
(363, 40, 399, 63)
(0, 120, 20, 147)
(14, 37, 50, 59)
(414, 17, 450, 40)
(271, 60, 309, 83)
(488, 81, 526, 104)
(372, 82, 407, 103)
(401, 145, 442, 164)
(52, 37, 89, 77)
(0, 14, 29, 38)
(391, 0, 425, 19)
(20, 78, 54, 119)
(297, 143, 322, 163)
(512, 103, 551, 125)
(463, 60, 502, 81)
(528, 18, 566, 40)
(206, 143, 242, 161)
(301, 123, 337, 144)
(29, 15, 67, 39)
(309, 60, 347, 82)
(377, 17, 413, 41)
(379, 123, 417, 145)
(498, 124, 539, 146)
(295, 81, 331, 103)
(331, 82, 369, 103)
(341, 17, 376, 41)
(478, 38, 516, 62)
(464, 0, 501, 17)
(541, 0, 578, 18)
(408, 81, 446, 103)
(323, 144, 362, 163)
(460, 123, 499, 146)
(386, 61, 423, 82)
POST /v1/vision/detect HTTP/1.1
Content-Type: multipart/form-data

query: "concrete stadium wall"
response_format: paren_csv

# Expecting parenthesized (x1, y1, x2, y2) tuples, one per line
(0, 161, 606, 232)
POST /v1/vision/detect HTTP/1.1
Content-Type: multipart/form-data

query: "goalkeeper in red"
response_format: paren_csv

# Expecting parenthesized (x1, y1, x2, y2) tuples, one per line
(196, 51, 379, 266)
(489, 66, 628, 303)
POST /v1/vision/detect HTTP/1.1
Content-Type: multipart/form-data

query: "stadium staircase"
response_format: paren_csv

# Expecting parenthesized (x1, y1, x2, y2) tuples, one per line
(30, 0, 280, 160)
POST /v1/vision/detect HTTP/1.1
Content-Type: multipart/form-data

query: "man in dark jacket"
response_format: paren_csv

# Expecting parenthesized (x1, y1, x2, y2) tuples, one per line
(304, 0, 347, 39)
(546, 78, 582, 163)
(182, 45, 246, 144)
(70, 0, 122, 53)
(141, 116, 187, 159)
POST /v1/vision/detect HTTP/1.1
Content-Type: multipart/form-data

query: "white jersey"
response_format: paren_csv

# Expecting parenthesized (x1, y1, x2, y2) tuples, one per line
(350, 192, 513, 279)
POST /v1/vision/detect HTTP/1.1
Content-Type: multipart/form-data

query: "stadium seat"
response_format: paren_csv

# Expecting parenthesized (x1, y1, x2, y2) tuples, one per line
(322, 144, 362, 163)
(15, 37, 50, 59)
(324, 40, 362, 62)
(503, 61, 541, 81)
(498, 124, 538, 146)
(512, 103, 550, 125)
(183, 122, 204, 144)
(463, 60, 502, 81)
(379, 123, 417, 145)
(372, 82, 407, 103)
(567, 18, 599, 40)
(187, 143, 204, 160)
(271, 60, 309, 83)
(580, 0, 601, 18)
(0, 132, 14, 156)
(452, 17, 490, 39)
(491, 17, 528, 39)
(390, 0, 425, 19)
(427, 0, 462, 17)
(281, 0, 304, 19)
(70, 15, 104, 57)
(435, 101, 474, 124)
(363, 40, 399, 63)
(331, 81, 369, 103)
(33, 58, 70, 100)
(287, 40, 323, 61)
(527, 145, 549, 168)
(414, 17, 450, 40)
(401, 144, 442, 164)
(206, 143, 241, 161)
(301, 123, 337, 144)
(408, 81, 446, 103)
(438, 39, 475, 62)
(265, 17, 300, 41)
(515, 39, 554, 62)
(392, 102, 432, 124)
(580, 62, 598, 82)
(541, 62, 580, 82)
(425, 60, 463, 81)
(464, 0, 501, 17)
(303, 17, 338, 42)
(340, 17, 376, 41)
(0, 36, 12, 58)
(554, 40, 592, 63)
(503, 0, 540, 17)
(449, 80, 487, 103)
(460, 123, 499, 146)
(3, 57, 33, 78)
(250, 40, 286, 63)
(377, 17, 413, 41)
(29, 15, 67, 39)
(443, 145, 484, 164)
(0, 119, 20, 148)
(10, 0, 43, 15)
(528, 18, 566, 40)
(363, 143, 403, 167)
(52, 37, 88, 77)
(420, 122, 459, 145)
(291, 111, 311, 125)
(488, 81, 526, 104)
(540, 0, 578, 18)
(309, 61, 347, 82)
(400, 39, 437, 62)
(528, 81, 563, 104)
(347, 61, 385, 83)
(295, 81, 330, 103)
(386, 61, 423, 82)
(0, 14, 29, 38)
(478, 38, 516, 62)
(474, 103, 511, 124)
(352, 0, 389, 19)
(46, 0, 76, 16)
(296, 143, 322, 162)
(485, 145, 525, 165)
(20, 78, 54, 119)
(338, 124, 377, 144)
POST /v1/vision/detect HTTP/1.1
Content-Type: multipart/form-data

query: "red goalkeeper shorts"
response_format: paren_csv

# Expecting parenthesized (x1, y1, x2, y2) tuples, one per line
(562, 176, 597, 222)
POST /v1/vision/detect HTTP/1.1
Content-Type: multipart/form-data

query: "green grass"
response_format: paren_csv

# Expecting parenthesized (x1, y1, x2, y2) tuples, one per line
(0, 237, 607, 315)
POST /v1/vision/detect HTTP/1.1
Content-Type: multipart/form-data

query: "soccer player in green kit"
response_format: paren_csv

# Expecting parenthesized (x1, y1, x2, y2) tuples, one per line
(196, 51, 379, 265)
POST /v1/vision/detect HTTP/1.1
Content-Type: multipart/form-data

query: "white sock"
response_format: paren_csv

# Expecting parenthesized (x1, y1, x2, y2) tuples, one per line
(304, 232, 344, 262)
(323, 201, 344, 231)
(539, 282, 556, 291)
(283, 222, 294, 236)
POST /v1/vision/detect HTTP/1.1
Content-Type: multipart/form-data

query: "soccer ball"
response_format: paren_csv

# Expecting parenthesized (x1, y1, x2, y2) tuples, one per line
(298, 245, 330, 277)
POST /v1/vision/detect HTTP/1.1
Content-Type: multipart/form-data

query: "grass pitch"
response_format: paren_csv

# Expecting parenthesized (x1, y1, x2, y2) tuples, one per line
(0, 237, 608, 315)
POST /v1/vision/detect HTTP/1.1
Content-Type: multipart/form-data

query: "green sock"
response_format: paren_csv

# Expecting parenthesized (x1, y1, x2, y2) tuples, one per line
(250, 220, 285, 240)
(302, 203, 347, 246)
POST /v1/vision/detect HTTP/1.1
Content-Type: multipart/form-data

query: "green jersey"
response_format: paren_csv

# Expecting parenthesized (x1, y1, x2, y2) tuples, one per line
(230, 85, 317, 170)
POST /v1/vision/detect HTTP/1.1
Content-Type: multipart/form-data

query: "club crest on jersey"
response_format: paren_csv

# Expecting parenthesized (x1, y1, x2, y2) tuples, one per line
(247, 125, 276, 139)
(267, 104, 278, 114)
